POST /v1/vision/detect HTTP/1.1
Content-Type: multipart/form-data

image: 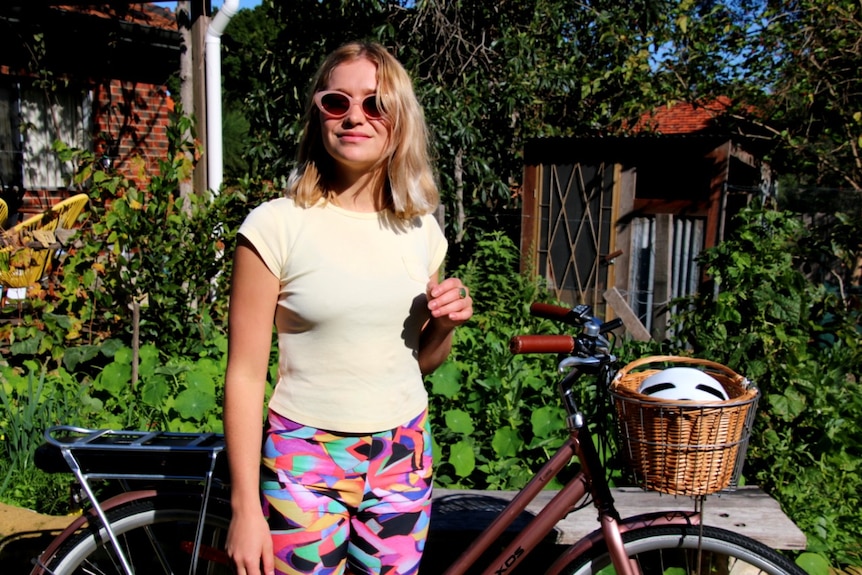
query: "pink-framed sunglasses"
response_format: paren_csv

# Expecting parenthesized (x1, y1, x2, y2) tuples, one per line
(313, 90, 385, 120)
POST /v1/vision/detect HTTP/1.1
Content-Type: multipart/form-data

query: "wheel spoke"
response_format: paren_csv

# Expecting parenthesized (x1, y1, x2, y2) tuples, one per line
(39, 497, 232, 575)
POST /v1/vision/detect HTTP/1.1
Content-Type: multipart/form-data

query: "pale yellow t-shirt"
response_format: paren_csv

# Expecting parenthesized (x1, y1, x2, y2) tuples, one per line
(238, 196, 448, 433)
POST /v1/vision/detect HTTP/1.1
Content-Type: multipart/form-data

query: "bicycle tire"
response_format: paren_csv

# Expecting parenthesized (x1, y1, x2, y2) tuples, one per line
(561, 524, 805, 575)
(36, 495, 232, 575)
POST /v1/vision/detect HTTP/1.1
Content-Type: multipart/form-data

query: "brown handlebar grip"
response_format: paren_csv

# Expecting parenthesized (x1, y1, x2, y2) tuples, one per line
(529, 302, 575, 320)
(510, 335, 576, 355)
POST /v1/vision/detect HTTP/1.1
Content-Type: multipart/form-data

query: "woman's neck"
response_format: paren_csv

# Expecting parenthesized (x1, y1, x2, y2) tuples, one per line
(330, 169, 387, 213)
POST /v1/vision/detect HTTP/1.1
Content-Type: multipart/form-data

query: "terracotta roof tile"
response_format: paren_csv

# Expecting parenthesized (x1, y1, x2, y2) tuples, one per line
(56, 3, 175, 31)
(633, 96, 732, 135)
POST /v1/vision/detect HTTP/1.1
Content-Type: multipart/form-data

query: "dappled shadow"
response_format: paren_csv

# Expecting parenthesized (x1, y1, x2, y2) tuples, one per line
(0, 529, 64, 573)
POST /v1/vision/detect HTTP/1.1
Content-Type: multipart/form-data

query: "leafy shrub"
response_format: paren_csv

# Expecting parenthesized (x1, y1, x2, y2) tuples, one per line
(1, 115, 283, 375)
(0, 113, 280, 513)
(0, 361, 100, 513)
(0, 338, 234, 513)
(428, 231, 583, 489)
(668, 206, 862, 567)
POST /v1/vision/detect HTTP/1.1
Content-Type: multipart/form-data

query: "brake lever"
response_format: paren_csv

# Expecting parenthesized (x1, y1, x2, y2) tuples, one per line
(558, 353, 616, 373)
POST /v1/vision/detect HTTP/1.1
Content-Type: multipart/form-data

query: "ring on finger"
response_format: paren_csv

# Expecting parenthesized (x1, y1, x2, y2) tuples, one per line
(458, 287, 468, 299)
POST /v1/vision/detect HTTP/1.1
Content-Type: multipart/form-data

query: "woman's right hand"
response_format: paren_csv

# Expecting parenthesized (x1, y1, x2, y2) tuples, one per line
(226, 510, 275, 575)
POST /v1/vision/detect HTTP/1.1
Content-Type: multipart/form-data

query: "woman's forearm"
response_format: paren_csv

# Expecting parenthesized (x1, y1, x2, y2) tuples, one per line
(224, 374, 266, 514)
(418, 317, 454, 374)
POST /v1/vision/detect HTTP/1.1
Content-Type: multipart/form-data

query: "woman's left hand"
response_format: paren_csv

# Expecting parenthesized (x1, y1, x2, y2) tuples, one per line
(427, 276, 473, 328)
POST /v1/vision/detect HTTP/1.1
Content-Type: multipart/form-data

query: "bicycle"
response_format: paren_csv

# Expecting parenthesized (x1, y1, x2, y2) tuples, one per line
(30, 302, 806, 575)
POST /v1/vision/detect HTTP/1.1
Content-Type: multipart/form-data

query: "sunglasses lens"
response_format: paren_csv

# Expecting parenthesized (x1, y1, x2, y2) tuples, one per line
(362, 96, 383, 119)
(320, 93, 351, 116)
(316, 92, 385, 119)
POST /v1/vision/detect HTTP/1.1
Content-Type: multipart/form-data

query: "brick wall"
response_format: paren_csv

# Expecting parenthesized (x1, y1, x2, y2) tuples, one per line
(93, 79, 173, 189)
(17, 79, 172, 219)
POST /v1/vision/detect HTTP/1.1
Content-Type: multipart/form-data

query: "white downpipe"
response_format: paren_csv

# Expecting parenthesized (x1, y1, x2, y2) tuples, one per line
(205, 0, 239, 193)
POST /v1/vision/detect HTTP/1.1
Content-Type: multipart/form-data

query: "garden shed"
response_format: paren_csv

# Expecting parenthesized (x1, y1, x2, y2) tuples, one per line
(0, 2, 181, 225)
(519, 100, 775, 339)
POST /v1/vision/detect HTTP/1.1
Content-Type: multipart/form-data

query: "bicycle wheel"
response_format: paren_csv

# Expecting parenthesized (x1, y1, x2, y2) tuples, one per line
(562, 525, 805, 575)
(36, 495, 232, 575)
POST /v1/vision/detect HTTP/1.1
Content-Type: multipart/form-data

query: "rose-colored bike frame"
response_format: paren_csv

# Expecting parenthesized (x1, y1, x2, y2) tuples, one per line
(442, 306, 704, 575)
(441, 428, 698, 575)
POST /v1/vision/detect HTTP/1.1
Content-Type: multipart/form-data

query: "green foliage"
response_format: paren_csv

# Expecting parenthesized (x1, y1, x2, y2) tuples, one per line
(390, 0, 675, 243)
(87, 340, 227, 432)
(746, 0, 862, 190)
(1, 113, 281, 369)
(219, 3, 280, 179)
(234, 0, 390, 180)
(236, 1, 677, 244)
(427, 231, 569, 489)
(0, 338, 231, 513)
(228, 0, 862, 242)
(668, 206, 862, 567)
(0, 112, 281, 513)
(49, 119, 232, 359)
(642, 0, 862, 190)
(795, 552, 832, 575)
(0, 361, 99, 513)
(222, 107, 251, 177)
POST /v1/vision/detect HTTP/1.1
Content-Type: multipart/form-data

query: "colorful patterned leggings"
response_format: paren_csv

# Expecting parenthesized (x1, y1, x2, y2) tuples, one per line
(261, 410, 433, 575)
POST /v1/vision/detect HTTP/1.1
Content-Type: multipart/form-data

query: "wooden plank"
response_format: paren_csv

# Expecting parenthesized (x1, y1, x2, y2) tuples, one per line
(603, 287, 651, 341)
(431, 486, 806, 551)
(611, 166, 635, 317)
(519, 164, 539, 275)
(652, 213, 673, 341)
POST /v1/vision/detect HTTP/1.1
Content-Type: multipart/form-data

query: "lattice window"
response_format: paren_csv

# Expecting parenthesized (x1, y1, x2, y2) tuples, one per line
(536, 162, 615, 317)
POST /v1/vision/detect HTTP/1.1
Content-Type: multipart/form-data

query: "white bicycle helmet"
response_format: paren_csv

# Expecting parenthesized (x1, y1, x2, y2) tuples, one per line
(637, 367, 729, 402)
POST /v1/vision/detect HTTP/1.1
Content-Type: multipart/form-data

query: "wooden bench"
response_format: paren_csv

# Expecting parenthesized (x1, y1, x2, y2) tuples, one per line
(430, 486, 806, 551)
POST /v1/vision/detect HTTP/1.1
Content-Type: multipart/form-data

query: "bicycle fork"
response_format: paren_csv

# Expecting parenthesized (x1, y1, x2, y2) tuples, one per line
(574, 424, 638, 575)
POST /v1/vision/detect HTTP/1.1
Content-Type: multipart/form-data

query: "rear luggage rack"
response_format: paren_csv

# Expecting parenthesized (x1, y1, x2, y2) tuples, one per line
(41, 425, 226, 482)
(36, 426, 228, 575)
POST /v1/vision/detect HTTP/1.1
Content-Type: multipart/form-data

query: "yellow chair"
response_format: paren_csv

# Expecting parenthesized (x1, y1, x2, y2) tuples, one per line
(0, 212, 60, 290)
(0, 198, 8, 229)
(52, 193, 89, 231)
(0, 193, 89, 291)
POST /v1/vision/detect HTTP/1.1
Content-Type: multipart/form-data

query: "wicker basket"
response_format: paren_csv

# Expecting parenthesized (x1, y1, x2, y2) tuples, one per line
(610, 356, 759, 496)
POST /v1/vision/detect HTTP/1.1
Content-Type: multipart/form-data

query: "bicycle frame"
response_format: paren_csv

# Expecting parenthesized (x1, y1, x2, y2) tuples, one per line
(442, 358, 702, 575)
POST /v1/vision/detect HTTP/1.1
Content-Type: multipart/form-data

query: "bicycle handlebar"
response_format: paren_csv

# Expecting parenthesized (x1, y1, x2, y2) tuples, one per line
(509, 335, 576, 354)
(529, 303, 623, 333)
(529, 302, 591, 325)
(509, 303, 622, 357)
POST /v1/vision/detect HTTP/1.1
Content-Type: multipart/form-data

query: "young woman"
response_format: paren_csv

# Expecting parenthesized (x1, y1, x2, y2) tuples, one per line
(224, 42, 473, 575)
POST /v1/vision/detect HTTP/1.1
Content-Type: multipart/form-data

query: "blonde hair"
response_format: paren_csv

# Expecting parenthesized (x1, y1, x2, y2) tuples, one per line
(287, 42, 439, 220)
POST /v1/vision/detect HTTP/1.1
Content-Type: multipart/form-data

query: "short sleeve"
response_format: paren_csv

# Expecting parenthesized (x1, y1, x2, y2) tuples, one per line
(237, 198, 293, 282)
